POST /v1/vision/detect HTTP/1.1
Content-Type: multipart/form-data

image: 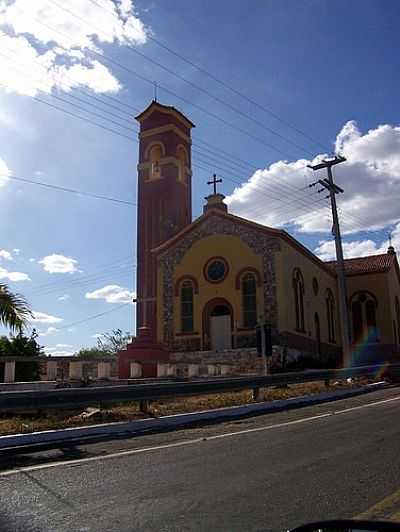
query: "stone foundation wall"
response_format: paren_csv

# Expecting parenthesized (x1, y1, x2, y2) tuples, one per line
(170, 348, 264, 375)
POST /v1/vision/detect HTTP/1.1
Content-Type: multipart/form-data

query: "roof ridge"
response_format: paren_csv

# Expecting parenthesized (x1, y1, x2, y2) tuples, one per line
(326, 252, 391, 264)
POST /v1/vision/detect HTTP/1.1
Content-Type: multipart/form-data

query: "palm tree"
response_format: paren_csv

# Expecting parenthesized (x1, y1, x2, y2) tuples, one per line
(0, 283, 32, 332)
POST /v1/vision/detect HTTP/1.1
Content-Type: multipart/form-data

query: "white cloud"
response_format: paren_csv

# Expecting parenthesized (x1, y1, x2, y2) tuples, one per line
(226, 121, 400, 235)
(0, 266, 30, 281)
(85, 284, 135, 304)
(58, 294, 70, 301)
(91, 333, 102, 338)
(0, 0, 148, 97)
(0, 249, 12, 261)
(12, 248, 20, 255)
(29, 258, 36, 263)
(38, 326, 59, 337)
(31, 311, 63, 324)
(315, 221, 400, 261)
(44, 347, 74, 357)
(0, 157, 11, 187)
(56, 343, 72, 348)
(39, 254, 78, 274)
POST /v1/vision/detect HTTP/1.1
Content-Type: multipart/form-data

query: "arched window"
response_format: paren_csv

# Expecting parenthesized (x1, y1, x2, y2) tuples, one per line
(149, 144, 163, 178)
(181, 280, 194, 333)
(242, 273, 257, 328)
(352, 300, 363, 343)
(351, 292, 378, 344)
(293, 269, 305, 332)
(177, 145, 188, 183)
(326, 289, 335, 343)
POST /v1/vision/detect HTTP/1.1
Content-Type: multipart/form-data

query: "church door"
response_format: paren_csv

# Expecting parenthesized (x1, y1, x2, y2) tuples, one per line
(208, 304, 232, 351)
(210, 315, 231, 351)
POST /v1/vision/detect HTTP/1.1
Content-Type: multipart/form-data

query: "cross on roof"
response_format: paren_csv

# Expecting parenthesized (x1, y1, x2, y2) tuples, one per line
(207, 173, 222, 195)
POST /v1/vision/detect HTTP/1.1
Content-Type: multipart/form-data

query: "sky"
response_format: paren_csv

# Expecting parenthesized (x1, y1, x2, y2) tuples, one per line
(1, 0, 400, 356)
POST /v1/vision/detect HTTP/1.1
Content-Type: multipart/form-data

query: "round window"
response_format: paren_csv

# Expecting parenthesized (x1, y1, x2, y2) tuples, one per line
(312, 277, 319, 296)
(204, 257, 228, 283)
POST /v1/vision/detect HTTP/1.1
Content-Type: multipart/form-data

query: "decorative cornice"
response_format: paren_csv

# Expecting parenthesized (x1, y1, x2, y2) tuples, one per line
(139, 124, 191, 144)
(138, 156, 191, 173)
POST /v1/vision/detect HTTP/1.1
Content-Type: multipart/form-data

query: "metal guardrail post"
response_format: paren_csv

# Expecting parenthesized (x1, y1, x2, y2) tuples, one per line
(252, 388, 261, 401)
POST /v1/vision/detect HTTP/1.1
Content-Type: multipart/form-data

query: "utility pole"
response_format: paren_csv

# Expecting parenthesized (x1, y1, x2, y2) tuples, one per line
(308, 155, 351, 366)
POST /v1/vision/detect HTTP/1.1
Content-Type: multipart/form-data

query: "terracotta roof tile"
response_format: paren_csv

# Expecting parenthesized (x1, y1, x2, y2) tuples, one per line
(325, 253, 395, 275)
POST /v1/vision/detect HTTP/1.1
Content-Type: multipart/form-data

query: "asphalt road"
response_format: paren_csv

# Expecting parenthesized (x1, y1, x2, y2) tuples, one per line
(0, 387, 400, 532)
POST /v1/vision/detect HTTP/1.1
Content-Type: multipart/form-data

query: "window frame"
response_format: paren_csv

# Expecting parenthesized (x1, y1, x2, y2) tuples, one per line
(241, 272, 258, 329)
(180, 280, 194, 333)
(293, 268, 305, 332)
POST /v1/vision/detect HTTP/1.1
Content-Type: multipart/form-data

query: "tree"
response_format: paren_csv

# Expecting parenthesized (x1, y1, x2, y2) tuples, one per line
(96, 329, 131, 355)
(75, 329, 131, 358)
(0, 330, 43, 381)
(75, 346, 109, 359)
(0, 283, 32, 332)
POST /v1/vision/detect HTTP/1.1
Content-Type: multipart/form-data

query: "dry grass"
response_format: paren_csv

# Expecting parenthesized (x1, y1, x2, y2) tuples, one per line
(0, 378, 367, 436)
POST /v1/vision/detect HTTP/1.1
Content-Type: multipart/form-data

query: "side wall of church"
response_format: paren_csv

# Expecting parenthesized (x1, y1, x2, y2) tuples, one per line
(386, 264, 400, 349)
(275, 240, 341, 359)
(346, 270, 398, 359)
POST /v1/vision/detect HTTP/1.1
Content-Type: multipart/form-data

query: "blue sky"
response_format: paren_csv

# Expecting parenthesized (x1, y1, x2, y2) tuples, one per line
(1, 0, 399, 355)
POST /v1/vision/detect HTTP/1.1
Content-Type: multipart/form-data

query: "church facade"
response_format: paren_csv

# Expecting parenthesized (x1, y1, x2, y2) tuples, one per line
(118, 101, 400, 377)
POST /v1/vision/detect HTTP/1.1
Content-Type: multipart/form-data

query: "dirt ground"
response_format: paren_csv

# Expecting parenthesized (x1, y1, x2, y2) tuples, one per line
(0, 378, 369, 436)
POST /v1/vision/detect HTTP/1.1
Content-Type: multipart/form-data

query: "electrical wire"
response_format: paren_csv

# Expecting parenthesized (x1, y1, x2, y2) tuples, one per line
(4, 175, 136, 207)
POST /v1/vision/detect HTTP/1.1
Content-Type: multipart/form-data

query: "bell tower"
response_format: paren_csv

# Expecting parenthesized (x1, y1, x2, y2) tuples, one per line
(135, 101, 194, 339)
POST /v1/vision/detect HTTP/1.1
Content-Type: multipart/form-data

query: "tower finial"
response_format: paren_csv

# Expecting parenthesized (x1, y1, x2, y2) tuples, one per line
(207, 173, 222, 195)
(388, 231, 395, 255)
(153, 81, 158, 102)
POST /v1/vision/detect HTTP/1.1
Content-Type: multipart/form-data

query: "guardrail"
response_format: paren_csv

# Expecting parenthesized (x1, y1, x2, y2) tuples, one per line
(0, 363, 399, 414)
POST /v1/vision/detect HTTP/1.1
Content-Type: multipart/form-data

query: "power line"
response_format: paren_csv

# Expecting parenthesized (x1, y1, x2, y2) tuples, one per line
(193, 161, 330, 226)
(4, 15, 326, 210)
(86, 0, 331, 155)
(56, 302, 131, 330)
(4, 175, 136, 206)
(53, 0, 317, 159)
(26, 256, 134, 294)
(29, 264, 136, 298)
(0, 47, 313, 204)
(38, 2, 314, 164)
(1, 49, 327, 221)
(0, 35, 357, 232)
(38, 270, 134, 298)
(145, 36, 331, 154)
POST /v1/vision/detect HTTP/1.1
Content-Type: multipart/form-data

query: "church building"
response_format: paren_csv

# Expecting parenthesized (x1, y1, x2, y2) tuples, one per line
(118, 101, 400, 377)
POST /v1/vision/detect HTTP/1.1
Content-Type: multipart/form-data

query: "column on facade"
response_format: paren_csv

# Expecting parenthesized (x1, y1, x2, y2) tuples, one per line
(4, 361, 15, 383)
(97, 361, 111, 379)
(69, 361, 83, 379)
(130, 362, 142, 378)
(46, 360, 58, 381)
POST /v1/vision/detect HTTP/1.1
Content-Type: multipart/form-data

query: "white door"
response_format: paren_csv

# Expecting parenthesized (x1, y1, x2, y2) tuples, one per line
(210, 315, 232, 351)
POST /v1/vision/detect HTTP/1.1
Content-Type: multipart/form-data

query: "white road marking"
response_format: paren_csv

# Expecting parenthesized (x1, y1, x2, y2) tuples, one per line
(0, 393, 399, 477)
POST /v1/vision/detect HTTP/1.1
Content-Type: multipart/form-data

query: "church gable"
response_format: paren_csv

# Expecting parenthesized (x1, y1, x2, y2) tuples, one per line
(155, 210, 281, 350)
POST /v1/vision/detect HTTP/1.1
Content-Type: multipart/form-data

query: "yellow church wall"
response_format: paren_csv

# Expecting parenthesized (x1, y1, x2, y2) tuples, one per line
(347, 271, 396, 344)
(157, 234, 264, 346)
(275, 240, 340, 346)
